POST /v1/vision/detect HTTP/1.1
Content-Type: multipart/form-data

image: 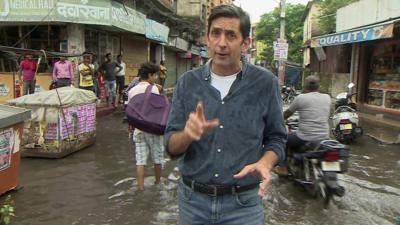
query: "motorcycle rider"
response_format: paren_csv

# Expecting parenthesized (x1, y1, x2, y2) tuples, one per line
(276, 75, 331, 176)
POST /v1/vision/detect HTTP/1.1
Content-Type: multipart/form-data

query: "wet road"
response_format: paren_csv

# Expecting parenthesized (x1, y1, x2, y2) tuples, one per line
(6, 113, 400, 225)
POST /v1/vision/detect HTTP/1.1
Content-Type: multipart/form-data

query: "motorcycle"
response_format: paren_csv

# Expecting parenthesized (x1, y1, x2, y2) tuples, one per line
(286, 118, 349, 208)
(282, 85, 297, 104)
(331, 83, 363, 144)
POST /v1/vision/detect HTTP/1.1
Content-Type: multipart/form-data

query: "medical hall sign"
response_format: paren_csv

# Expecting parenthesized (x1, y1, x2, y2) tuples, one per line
(311, 23, 394, 47)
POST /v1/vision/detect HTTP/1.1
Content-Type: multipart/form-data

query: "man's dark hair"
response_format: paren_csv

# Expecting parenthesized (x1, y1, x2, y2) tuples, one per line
(139, 62, 160, 80)
(305, 75, 320, 91)
(117, 54, 122, 58)
(207, 4, 251, 40)
(105, 53, 111, 57)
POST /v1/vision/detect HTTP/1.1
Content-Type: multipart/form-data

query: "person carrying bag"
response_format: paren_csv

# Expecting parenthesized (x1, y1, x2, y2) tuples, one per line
(125, 62, 170, 190)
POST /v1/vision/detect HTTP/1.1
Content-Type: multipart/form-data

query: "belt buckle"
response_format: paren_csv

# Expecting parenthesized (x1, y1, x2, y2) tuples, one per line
(208, 185, 218, 197)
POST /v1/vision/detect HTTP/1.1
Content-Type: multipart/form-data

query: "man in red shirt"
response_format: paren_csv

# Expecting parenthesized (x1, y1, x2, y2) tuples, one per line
(19, 54, 37, 95)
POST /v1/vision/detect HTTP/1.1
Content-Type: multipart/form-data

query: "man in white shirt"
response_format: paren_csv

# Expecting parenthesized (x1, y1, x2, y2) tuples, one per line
(116, 54, 126, 104)
(276, 75, 331, 176)
(128, 62, 164, 190)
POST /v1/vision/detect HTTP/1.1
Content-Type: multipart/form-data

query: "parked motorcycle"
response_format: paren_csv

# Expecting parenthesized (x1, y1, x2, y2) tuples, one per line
(282, 85, 297, 104)
(286, 118, 349, 208)
(331, 83, 363, 144)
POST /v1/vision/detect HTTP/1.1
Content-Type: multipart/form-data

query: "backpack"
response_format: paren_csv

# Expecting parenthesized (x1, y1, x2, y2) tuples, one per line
(125, 84, 171, 135)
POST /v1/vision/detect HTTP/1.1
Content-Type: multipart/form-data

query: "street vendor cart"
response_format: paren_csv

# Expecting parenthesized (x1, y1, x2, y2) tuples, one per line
(7, 87, 97, 158)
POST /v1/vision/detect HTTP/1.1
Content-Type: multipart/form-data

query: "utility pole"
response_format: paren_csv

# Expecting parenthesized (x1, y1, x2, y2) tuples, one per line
(278, 0, 286, 86)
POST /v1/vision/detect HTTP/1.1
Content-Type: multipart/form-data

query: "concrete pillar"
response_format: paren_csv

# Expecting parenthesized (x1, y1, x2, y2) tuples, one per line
(67, 24, 85, 54)
(67, 24, 85, 86)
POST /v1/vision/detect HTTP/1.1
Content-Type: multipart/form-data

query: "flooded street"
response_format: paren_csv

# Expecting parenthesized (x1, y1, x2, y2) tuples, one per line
(8, 113, 400, 225)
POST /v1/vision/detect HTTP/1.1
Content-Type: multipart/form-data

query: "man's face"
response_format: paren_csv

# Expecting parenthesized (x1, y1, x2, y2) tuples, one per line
(83, 56, 91, 64)
(107, 55, 112, 61)
(60, 56, 66, 62)
(206, 17, 249, 73)
(26, 55, 32, 60)
(149, 73, 158, 84)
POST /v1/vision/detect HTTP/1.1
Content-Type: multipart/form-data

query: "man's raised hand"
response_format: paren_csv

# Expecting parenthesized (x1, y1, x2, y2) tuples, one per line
(184, 102, 219, 141)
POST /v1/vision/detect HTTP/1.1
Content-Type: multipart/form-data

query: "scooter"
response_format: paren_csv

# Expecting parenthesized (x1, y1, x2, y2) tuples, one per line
(286, 119, 349, 209)
(331, 83, 363, 144)
(282, 85, 297, 104)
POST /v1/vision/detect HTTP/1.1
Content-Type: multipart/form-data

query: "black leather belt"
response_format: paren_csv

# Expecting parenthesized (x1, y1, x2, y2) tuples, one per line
(182, 176, 258, 196)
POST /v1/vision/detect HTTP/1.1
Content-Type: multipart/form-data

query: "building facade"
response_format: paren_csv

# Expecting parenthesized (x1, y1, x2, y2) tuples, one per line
(0, 0, 209, 103)
(304, 0, 400, 118)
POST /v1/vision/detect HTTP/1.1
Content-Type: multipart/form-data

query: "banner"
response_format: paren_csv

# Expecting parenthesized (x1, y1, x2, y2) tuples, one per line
(311, 23, 394, 48)
(0, 0, 146, 35)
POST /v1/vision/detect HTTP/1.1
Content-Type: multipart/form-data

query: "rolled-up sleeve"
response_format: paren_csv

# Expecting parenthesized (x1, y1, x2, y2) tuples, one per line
(263, 77, 287, 163)
(164, 75, 187, 158)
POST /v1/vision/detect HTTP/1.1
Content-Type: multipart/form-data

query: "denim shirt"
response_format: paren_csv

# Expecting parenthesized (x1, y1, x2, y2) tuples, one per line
(165, 60, 287, 186)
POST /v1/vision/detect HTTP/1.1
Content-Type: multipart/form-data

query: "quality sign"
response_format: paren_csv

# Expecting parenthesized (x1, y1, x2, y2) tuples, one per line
(311, 23, 394, 47)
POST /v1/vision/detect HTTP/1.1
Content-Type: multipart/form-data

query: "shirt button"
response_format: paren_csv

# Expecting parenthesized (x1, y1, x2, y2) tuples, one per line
(214, 174, 219, 177)
(219, 125, 224, 129)
(217, 149, 221, 153)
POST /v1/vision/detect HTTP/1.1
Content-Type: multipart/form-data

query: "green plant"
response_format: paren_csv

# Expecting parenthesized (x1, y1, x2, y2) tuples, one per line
(255, 3, 306, 64)
(0, 195, 15, 225)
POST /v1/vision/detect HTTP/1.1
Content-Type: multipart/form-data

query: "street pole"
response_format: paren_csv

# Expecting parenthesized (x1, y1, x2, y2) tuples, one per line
(278, 0, 286, 86)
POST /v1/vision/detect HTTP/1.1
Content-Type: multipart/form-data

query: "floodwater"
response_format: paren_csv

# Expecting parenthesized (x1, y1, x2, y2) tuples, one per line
(5, 113, 400, 225)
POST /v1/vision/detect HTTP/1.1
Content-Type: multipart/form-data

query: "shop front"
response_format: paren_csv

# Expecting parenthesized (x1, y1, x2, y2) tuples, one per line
(311, 20, 400, 117)
(360, 37, 400, 115)
(165, 37, 189, 87)
(0, 0, 147, 103)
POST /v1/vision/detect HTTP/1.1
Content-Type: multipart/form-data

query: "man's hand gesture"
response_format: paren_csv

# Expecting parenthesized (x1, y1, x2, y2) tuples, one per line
(184, 102, 219, 141)
(233, 151, 278, 197)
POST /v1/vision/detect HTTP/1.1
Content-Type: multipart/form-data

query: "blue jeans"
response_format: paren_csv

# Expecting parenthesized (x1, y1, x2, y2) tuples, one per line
(56, 78, 71, 88)
(178, 182, 265, 225)
(105, 80, 116, 104)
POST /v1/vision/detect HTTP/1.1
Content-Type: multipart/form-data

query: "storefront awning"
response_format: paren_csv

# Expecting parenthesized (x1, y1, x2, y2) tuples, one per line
(311, 20, 397, 48)
(0, 0, 146, 35)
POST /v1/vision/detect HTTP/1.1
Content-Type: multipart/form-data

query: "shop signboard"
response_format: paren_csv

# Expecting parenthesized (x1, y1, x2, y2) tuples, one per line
(273, 39, 288, 60)
(191, 45, 201, 56)
(0, 0, 146, 34)
(177, 52, 192, 59)
(145, 19, 169, 43)
(311, 23, 394, 48)
(168, 37, 189, 51)
(111, 1, 146, 35)
(0, 83, 9, 96)
(200, 46, 208, 58)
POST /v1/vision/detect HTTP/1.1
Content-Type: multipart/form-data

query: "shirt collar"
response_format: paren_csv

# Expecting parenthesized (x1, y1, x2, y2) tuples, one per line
(202, 58, 248, 82)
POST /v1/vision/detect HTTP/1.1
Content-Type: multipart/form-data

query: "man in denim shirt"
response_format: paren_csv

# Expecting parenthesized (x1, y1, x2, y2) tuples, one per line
(165, 5, 286, 225)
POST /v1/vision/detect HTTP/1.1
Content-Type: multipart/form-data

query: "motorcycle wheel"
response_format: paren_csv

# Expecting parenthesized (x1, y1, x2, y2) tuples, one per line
(316, 180, 332, 209)
(342, 135, 353, 144)
(304, 168, 319, 198)
(335, 130, 352, 144)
